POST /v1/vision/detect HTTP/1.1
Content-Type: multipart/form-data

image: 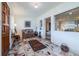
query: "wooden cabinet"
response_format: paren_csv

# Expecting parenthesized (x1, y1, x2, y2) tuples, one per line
(2, 2, 10, 56)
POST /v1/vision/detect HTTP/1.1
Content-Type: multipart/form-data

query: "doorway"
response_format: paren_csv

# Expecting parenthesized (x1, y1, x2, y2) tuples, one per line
(45, 17, 51, 40)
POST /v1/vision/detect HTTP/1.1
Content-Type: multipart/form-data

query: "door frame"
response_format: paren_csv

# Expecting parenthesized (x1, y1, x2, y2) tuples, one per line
(45, 16, 51, 39)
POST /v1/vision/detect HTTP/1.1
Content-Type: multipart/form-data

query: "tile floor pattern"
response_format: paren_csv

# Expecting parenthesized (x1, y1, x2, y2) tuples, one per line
(8, 37, 77, 56)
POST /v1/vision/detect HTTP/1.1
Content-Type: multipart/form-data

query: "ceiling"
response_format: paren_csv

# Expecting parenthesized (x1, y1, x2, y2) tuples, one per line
(13, 2, 63, 18)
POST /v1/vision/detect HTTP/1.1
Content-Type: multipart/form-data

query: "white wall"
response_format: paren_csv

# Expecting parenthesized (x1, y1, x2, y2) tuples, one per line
(15, 16, 36, 38)
(52, 31, 79, 55)
(9, 16, 15, 49)
(0, 2, 1, 56)
(37, 2, 79, 55)
(7, 2, 15, 49)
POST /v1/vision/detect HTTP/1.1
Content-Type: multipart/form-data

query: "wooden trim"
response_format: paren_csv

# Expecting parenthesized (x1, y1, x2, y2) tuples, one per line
(2, 2, 10, 56)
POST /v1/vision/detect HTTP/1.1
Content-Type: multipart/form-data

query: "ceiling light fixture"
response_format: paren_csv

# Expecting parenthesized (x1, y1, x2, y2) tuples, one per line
(32, 2, 40, 8)
(34, 5, 38, 8)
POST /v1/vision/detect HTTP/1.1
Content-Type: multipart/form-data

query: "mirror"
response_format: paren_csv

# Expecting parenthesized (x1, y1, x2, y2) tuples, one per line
(55, 7, 79, 32)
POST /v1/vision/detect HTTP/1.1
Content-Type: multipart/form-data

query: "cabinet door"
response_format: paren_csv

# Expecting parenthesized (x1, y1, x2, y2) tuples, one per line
(2, 2, 10, 56)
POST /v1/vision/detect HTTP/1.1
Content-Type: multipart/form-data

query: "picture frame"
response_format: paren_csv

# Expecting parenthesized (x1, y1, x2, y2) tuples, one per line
(25, 21, 31, 27)
(40, 20, 42, 27)
(40, 20, 42, 30)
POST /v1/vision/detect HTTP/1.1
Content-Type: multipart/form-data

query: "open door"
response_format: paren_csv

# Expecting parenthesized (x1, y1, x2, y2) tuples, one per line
(2, 2, 10, 56)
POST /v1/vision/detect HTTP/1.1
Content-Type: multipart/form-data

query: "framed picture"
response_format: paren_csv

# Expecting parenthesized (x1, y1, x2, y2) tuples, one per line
(40, 20, 42, 27)
(25, 21, 31, 27)
(40, 20, 42, 30)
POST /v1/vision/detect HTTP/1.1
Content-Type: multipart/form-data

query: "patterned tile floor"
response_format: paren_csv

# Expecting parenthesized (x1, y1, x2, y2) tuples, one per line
(8, 37, 76, 56)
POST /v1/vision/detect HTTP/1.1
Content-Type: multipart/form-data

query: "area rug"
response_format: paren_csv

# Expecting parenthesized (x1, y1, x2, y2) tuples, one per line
(28, 40, 46, 52)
